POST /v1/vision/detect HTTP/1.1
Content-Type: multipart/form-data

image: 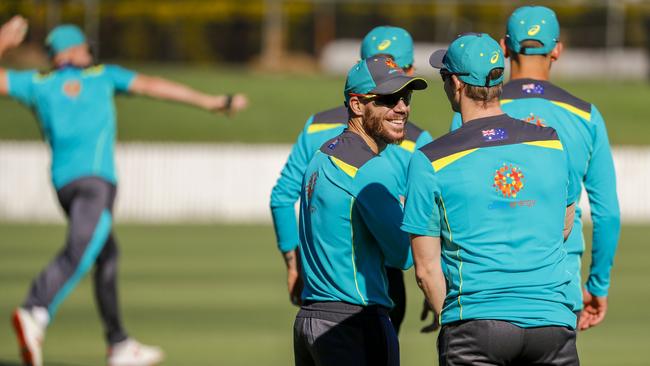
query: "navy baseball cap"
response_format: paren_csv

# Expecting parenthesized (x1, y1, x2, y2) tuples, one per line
(429, 33, 504, 87)
(506, 6, 560, 55)
(360, 26, 414, 69)
(344, 55, 427, 103)
(45, 25, 86, 56)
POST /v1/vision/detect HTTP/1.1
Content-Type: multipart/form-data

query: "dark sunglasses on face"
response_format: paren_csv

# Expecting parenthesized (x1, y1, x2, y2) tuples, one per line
(440, 69, 469, 82)
(351, 91, 412, 107)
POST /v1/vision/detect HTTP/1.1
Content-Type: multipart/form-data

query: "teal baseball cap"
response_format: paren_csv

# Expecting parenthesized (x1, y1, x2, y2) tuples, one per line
(344, 55, 427, 103)
(429, 32, 504, 87)
(360, 26, 414, 69)
(505, 6, 560, 55)
(45, 25, 86, 56)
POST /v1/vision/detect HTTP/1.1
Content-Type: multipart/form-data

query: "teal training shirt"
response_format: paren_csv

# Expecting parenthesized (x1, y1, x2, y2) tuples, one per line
(270, 105, 432, 253)
(403, 114, 578, 328)
(451, 79, 620, 304)
(7, 64, 137, 189)
(298, 131, 413, 308)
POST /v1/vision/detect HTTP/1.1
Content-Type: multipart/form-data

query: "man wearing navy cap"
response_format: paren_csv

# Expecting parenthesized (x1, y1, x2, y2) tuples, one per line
(450, 6, 621, 332)
(270, 26, 432, 334)
(403, 33, 580, 365)
(0, 16, 248, 366)
(293, 55, 426, 366)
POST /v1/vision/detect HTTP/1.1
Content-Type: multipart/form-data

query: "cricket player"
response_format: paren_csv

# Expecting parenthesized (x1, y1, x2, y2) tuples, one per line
(0, 16, 248, 366)
(403, 33, 580, 365)
(449, 6, 620, 330)
(293, 55, 426, 366)
(270, 26, 432, 333)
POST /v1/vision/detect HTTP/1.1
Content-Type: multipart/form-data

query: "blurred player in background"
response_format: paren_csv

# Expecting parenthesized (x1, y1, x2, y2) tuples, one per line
(449, 6, 621, 331)
(270, 26, 432, 334)
(405, 33, 580, 365)
(0, 15, 248, 366)
(294, 55, 425, 366)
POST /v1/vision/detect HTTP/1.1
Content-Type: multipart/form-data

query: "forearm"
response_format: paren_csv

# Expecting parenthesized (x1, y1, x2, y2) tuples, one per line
(129, 75, 218, 110)
(411, 235, 446, 314)
(282, 249, 299, 272)
(587, 214, 621, 296)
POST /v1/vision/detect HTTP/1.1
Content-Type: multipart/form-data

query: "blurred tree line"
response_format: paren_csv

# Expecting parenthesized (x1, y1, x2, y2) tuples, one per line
(0, 0, 649, 65)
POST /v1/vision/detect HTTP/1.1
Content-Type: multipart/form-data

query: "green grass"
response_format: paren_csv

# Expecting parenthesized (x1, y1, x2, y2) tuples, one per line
(0, 64, 649, 144)
(0, 223, 648, 365)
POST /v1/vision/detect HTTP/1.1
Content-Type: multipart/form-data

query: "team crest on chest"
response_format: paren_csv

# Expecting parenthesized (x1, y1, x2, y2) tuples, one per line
(63, 80, 82, 98)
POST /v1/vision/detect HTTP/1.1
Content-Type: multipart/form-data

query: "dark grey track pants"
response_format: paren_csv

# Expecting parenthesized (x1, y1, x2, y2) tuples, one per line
(438, 320, 579, 366)
(294, 301, 399, 366)
(23, 177, 127, 345)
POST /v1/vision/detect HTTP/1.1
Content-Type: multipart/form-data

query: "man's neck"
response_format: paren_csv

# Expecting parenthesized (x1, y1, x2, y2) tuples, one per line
(347, 117, 386, 154)
(460, 99, 504, 124)
(509, 58, 551, 81)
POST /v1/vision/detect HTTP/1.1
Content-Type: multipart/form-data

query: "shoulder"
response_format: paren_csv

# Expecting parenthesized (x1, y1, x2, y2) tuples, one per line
(420, 115, 560, 170)
(320, 131, 378, 178)
(306, 106, 348, 134)
(502, 79, 592, 119)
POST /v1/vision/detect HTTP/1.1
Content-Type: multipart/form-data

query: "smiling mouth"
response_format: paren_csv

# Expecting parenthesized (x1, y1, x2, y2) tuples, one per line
(386, 119, 405, 127)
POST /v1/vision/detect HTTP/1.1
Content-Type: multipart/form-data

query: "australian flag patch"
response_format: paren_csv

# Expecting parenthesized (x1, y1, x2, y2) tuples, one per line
(482, 128, 508, 142)
(522, 82, 544, 95)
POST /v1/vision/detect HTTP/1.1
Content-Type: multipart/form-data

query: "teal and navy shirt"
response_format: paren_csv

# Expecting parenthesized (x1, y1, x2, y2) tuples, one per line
(7, 64, 137, 189)
(451, 79, 620, 305)
(299, 131, 413, 308)
(270, 105, 432, 253)
(403, 114, 578, 328)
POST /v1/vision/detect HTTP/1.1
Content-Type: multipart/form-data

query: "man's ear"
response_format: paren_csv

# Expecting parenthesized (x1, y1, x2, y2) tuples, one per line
(451, 74, 464, 95)
(499, 38, 510, 59)
(348, 96, 365, 117)
(550, 41, 563, 62)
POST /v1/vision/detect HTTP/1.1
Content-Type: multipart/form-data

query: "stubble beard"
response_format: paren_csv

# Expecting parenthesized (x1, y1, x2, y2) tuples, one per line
(363, 107, 406, 146)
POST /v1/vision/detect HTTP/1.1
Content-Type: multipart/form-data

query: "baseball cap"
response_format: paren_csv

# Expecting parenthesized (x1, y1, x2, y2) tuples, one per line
(360, 26, 414, 69)
(505, 6, 560, 55)
(45, 25, 86, 56)
(344, 55, 427, 103)
(429, 33, 504, 87)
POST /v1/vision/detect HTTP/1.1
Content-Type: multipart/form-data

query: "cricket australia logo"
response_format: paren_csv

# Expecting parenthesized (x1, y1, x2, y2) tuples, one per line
(493, 164, 524, 198)
(306, 172, 319, 202)
(63, 80, 82, 98)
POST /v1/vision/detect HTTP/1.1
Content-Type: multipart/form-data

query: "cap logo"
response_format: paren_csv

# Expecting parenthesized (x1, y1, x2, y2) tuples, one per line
(490, 51, 500, 64)
(385, 58, 400, 70)
(378, 39, 392, 51)
(527, 25, 541, 36)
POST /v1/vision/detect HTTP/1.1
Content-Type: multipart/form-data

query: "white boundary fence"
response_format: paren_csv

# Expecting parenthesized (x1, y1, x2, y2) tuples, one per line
(0, 141, 648, 224)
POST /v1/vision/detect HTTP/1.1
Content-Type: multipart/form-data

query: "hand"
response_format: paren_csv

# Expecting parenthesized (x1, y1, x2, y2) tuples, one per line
(578, 288, 608, 330)
(0, 15, 28, 54)
(419, 298, 440, 333)
(206, 93, 249, 116)
(287, 268, 303, 306)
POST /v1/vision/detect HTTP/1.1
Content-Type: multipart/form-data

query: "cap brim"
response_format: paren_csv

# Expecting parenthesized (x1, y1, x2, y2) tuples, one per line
(370, 76, 428, 95)
(429, 49, 447, 69)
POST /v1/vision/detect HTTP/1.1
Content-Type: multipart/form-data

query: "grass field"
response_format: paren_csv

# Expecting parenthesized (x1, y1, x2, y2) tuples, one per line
(0, 223, 648, 365)
(0, 64, 649, 145)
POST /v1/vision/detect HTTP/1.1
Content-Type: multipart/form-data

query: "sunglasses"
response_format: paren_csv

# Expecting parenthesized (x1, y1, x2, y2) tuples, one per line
(439, 69, 470, 82)
(350, 91, 413, 108)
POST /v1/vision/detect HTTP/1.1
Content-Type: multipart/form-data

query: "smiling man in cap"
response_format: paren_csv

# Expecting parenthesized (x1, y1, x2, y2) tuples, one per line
(402, 33, 581, 365)
(450, 6, 621, 333)
(270, 26, 432, 335)
(292, 55, 426, 366)
(0, 16, 248, 366)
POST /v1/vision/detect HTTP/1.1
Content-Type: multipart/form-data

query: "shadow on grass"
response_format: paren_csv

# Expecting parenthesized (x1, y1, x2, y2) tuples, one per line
(0, 360, 89, 366)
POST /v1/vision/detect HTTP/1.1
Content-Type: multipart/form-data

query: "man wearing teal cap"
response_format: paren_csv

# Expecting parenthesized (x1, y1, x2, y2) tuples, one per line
(403, 32, 580, 364)
(0, 16, 248, 366)
(293, 55, 426, 366)
(450, 6, 621, 332)
(270, 25, 432, 334)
